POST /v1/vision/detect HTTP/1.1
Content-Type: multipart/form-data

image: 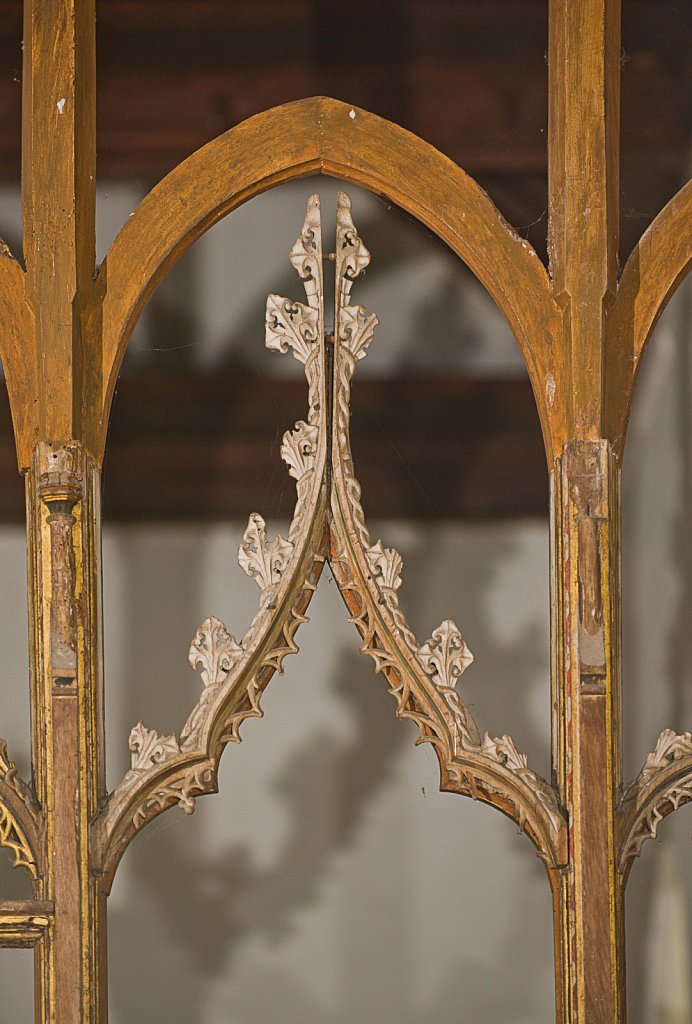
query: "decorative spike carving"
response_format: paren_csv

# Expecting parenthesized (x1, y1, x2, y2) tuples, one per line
(128, 722, 180, 770)
(132, 762, 215, 829)
(238, 514, 294, 592)
(281, 420, 319, 483)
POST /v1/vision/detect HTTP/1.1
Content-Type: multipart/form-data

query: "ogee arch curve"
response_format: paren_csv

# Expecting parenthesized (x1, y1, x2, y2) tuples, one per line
(95, 96, 564, 464)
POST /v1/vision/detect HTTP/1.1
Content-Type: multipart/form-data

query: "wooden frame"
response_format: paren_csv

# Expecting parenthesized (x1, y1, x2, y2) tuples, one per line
(0, 1, 690, 1020)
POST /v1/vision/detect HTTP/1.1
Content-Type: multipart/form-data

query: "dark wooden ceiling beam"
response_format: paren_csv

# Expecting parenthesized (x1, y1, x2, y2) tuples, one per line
(0, 375, 547, 522)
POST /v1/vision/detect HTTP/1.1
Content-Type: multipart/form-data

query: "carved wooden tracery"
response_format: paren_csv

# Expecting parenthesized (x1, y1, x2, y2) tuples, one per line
(0, 1, 690, 1022)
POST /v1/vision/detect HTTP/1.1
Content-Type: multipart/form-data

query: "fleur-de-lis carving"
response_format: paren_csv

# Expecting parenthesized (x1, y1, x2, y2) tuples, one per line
(419, 619, 474, 689)
(288, 193, 322, 309)
(335, 192, 379, 368)
(129, 722, 180, 771)
(336, 192, 372, 303)
(339, 303, 378, 364)
(265, 294, 319, 364)
(188, 615, 242, 689)
(419, 620, 478, 749)
(238, 513, 294, 592)
(281, 420, 319, 481)
(366, 539, 403, 591)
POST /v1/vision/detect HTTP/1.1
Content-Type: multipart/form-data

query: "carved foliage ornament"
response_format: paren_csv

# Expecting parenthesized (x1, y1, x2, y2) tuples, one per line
(96, 196, 328, 884)
(98, 192, 566, 882)
(0, 740, 39, 878)
(619, 728, 692, 868)
(328, 193, 565, 864)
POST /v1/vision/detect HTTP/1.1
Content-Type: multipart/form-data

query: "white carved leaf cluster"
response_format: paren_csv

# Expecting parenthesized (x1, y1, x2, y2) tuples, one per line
(366, 540, 403, 592)
(129, 722, 180, 770)
(419, 619, 479, 749)
(188, 615, 243, 689)
(238, 514, 294, 593)
(289, 192, 322, 308)
(281, 420, 319, 483)
(266, 193, 323, 365)
(620, 727, 692, 866)
(265, 294, 319, 364)
(639, 728, 692, 785)
(335, 193, 378, 368)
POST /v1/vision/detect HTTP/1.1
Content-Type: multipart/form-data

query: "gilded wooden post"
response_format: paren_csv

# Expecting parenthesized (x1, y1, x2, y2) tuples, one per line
(27, 444, 106, 1021)
(20, 0, 106, 1019)
(548, 0, 625, 1019)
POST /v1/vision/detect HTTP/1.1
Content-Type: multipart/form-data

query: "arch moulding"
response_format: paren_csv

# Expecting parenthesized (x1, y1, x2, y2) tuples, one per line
(94, 95, 564, 465)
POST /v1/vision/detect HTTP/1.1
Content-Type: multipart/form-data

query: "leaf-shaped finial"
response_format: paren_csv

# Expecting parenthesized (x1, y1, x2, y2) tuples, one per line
(188, 615, 243, 689)
(336, 192, 371, 301)
(238, 513, 294, 592)
(281, 420, 319, 482)
(335, 192, 378, 366)
(289, 193, 322, 309)
(419, 620, 478, 750)
(128, 722, 181, 771)
(419, 620, 474, 688)
(366, 539, 403, 591)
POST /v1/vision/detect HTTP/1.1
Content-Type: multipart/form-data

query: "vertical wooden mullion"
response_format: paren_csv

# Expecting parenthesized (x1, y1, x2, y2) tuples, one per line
(548, 0, 625, 1020)
(21, 0, 105, 1020)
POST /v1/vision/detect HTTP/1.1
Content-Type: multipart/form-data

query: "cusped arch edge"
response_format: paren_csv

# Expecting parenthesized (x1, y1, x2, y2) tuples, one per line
(95, 96, 563, 464)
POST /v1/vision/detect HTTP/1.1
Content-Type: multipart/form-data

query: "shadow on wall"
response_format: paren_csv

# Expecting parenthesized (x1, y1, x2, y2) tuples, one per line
(105, 519, 554, 1024)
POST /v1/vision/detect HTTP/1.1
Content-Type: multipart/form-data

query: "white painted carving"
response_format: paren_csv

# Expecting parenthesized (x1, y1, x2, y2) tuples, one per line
(188, 615, 243, 689)
(639, 728, 692, 784)
(366, 540, 403, 592)
(328, 192, 566, 866)
(281, 420, 319, 482)
(128, 722, 180, 770)
(238, 513, 294, 592)
(419, 620, 479, 749)
(289, 192, 322, 309)
(620, 728, 692, 867)
(265, 293, 319, 364)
